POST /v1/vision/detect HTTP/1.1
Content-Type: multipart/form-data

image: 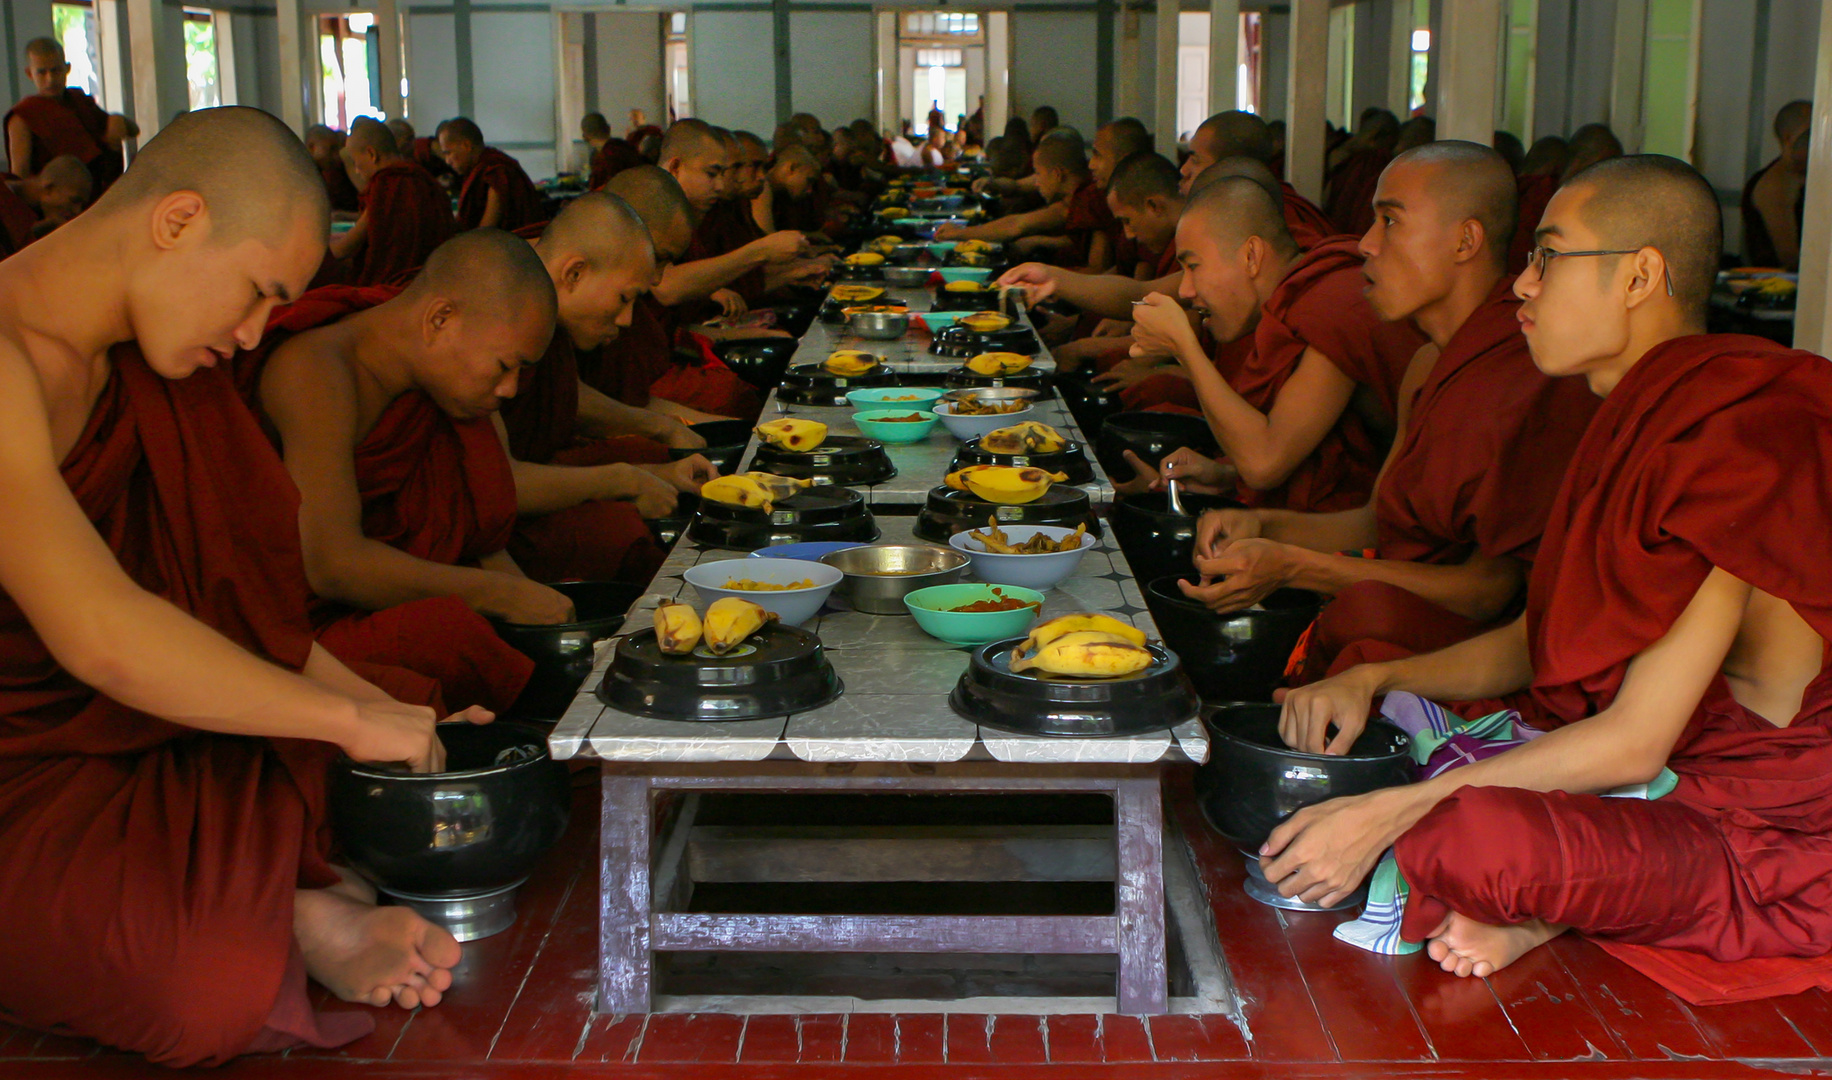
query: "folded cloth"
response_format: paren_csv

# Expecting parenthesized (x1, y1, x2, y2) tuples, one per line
(1332, 692, 1676, 955)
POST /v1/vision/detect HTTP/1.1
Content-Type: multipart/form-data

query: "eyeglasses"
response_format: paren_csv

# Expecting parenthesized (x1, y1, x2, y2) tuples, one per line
(1526, 246, 1675, 296)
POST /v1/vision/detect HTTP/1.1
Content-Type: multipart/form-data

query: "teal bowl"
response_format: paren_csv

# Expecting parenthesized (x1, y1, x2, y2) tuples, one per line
(915, 311, 962, 332)
(937, 267, 992, 284)
(903, 583, 1046, 646)
(847, 386, 946, 411)
(926, 242, 959, 259)
(853, 409, 938, 443)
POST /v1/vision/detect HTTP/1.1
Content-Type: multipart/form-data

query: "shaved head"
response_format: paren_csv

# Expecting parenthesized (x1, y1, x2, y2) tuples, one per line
(1358, 107, 1400, 142)
(1386, 140, 1517, 269)
(1034, 129, 1089, 174)
(37, 154, 93, 208)
(417, 228, 555, 313)
(304, 124, 339, 151)
(659, 119, 723, 164)
(735, 130, 767, 153)
(536, 193, 655, 349)
(386, 118, 416, 147)
(1562, 154, 1720, 314)
(581, 112, 611, 141)
(1190, 155, 1281, 204)
(539, 191, 651, 269)
(1192, 111, 1277, 165)
(1395, 116, 1435, 153)
(1521, 135, 1568, 178)
(1109, 152, 1182, 208)
(1775, 99, 1812, 140)
(1561, 123, 1622, 181)
(1099, 118, 1152, 158)
(1183, 175, 1297, 258)
(605, 165, 696, 263)
(438, 117, 484, 147)
(24, 37, 63, 63)
(346, 116, 398, 158)
(101, 106, 329, 243)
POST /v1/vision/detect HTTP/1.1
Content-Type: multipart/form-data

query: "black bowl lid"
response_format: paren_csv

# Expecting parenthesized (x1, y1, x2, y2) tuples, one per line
(1102, 411, 1221, 439)
(1203, 702, 1412, 763)
(598, 625, 844, 721)
(696, 484, 869, 526)
(944, 368, 1051, 394)
(492, 580, 644, 636)
(951, 637, 1197, 738)
(783, 363, 898, 391)
(952, 439, 1093, 484)
(754, 437, 897, 485)
(915, 485, 1100, 541)
(690, 419, 754, 444)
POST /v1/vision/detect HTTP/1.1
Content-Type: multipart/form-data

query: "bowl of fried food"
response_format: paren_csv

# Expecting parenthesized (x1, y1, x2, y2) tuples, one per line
(683, 557, 843, 626)
(903, 583, 1046, 646)
(948, 520, 1096, 591)
(931, 388, 1040, 440)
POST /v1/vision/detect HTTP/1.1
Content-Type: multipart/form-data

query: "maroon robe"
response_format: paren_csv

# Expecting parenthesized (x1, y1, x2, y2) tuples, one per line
(0, 176, 38, 257)
(1061, 178, 1113, 267)
(456, 147, 543, 232)
(351, 160, 455, 287)
(0, 351, 382, 1065)
(5, 89, 119, 191)
(319, 160, 360, 214)
(1323, 147, 1389, 237)
(1397, 335, 1832, 1004)
(238, 287, 536, 714)
(1509, 172, 1559, 275)
(1280, 181, 1337, 249)
(587, 138, 644, 190)
(583, 292, 675, 409)
(410, 136, 454, 182)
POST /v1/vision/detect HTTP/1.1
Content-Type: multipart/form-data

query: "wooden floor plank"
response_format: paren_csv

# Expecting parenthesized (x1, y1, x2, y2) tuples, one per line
(1041, 1014, 1101, 1063)
(942, 1014, 992, 1064)
(1547, 936, 1718, 1061)
(573, 1014, 646, 1065)
(1768, 989, 1832, 1057)
(1388, 950, 1530, 1061)
(1145, 1014, 1252, 1061)
(1275, 907, 1434, 1062)
(890, 1013, 947, 1064)
(486, 876, 601, 1061)
(986, 1015, 1048, 1063)
(736, 1015, 801, 1063)
(1092, 1014, 1157, 1063)
(836, 1013, 894, 1064)
(631, 1013, 743, 1063)
(1482, 939, 1628, 1061)
(1684, 997, 1818, 1060)
(796, 1016, 846, 1064)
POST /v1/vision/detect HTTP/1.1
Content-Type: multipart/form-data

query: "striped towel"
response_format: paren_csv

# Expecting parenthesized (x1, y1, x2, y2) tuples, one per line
(1333, 692, 1678, 955)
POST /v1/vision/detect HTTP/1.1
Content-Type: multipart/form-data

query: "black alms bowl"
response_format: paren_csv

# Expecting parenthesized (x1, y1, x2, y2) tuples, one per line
(1143, 577, 1323, 703)
(493, 581, 644, 720)
(1094, 411, 1219, 479)
(712, 338, 799, 391)
(1194, 703, 1413, 853)
(329, 721, 572, 897)
(1106, 491, 1240, 584)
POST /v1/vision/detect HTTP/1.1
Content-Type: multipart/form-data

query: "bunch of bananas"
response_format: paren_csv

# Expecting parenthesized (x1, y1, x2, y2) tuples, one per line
(653, 597, 778, 657)
(956, 240, 993, 255)
(1008, 614, 1152, 678)
(980, 421, 1067, 455)
(944, 465, 1069, 504)
(965, 352, 1033, 376)
(830, 284, 886, 303)
(876, 207, 908, 218)
(823, 351, 881, 377)
(959, 312, 1012, 333)
(756, 418, 828, 452)
(699, 472, 810, 513)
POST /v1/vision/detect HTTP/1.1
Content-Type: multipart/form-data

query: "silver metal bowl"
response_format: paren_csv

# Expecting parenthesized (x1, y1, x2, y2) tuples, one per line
(889, 244, 931, 265)
(847, 309, 912, 340)
(940, 386, 1044, 411)
(881, 265, 932, 286)
(820, 544, 971, 614)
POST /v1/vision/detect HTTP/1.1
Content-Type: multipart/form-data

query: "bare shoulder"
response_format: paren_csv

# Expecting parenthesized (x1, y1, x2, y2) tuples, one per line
(257, 326, 360, 435)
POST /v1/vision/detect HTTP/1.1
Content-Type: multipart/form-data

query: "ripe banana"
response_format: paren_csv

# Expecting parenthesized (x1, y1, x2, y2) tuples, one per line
(742, 472, 813, 502)
(981, 421, 1067, 456)
(961, 466, 1068, 505)
(653, 602, 704, 655)
(756, 418, 827, 452)
(944, 464, 997, 491)
(965, 352, 1033, 376)
(959, 312, 1012, 333)
(823, 350, 881, 377)
(1024, 613, 1148, 650)
(701, 474, 777, 512)
(703, 597, 778, 655)
(1009, 630, 1154, 678)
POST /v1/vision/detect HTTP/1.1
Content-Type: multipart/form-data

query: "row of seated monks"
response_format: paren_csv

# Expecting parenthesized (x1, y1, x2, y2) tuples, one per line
(0, 82, 1827, 1065)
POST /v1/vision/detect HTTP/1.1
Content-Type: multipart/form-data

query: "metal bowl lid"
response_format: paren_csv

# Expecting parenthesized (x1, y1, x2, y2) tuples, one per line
(598, 624, 844, 722)
(944, 368, 1052, 395)
(783, 363, 898, 390)
(950, 637, 1197, 738)
(696, 484, 870, 526)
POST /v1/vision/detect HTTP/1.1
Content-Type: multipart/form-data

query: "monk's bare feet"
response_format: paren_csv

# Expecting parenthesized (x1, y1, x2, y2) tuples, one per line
(295, 888, 461, 1009)
(1424, 912, 1566, 978)
(326, 865, 378, 905)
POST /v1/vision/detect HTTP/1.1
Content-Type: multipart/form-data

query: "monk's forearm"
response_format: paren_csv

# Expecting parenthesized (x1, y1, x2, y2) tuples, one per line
(308, 535, 523, 618)
(649, 396, 733, 424)
(511, 459, 650, 514)
(1058, 273, 1162, 319)
(1355, 616, 1535, 704)
(575, 382, 678, 442)
(1284, 549, 1523, 622)
(654, 250, 763, 305)
(1255, 505, 1378, 553)
(302, 642, 396, 705)
(327, 215, 368, 261)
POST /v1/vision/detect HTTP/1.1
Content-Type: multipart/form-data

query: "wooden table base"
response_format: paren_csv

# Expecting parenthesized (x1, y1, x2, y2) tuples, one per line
(596, 762, 1170, 1015)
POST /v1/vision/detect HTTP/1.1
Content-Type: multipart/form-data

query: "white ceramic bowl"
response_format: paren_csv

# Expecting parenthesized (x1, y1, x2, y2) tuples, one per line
(948, 525, 1098, 591)
(932, 400, 1036, 442)
(682, 557, 843, 626)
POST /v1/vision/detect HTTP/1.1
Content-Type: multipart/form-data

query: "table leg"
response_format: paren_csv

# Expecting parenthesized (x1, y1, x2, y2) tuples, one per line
(1113, 777, 1168, 1015)
(598, 771, 653, 1014)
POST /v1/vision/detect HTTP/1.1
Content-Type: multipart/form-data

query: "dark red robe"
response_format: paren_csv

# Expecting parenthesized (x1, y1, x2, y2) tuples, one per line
(1296, 280, 1600, 681)
(1230, 237, 1424, 512)
(5, 89, 119, 190)
(0, 351, 382, 1065)
(319, 160, 360, 214)
(587, 138, 644, 190)
(1508, 172, 1559, 275)
(1323, 147, 1389, 237)
(678, 200, 766, 311)
(410, 136, 454, 182)
(1061, 178, 1114, 267)
(1396, 334, 1832, 1004)
(351, 160, 455, 287)
(1280, 181, 1336, 249)
(456, 147, 543, 232)
(582, 292, 675, 408)
(0, 175, 38, 257)
(238, 287, 536, 714)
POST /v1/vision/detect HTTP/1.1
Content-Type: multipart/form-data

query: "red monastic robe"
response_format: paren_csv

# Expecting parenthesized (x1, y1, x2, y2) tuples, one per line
(1396, 335, 1832, 1004)
(587, 138, 644, 190)
(5, 89, 120, 190)
(319, 160, 360, 214)
(0, 176, 38, 257)
(239, 287, 536, 714)
(1508, 172, 1559, 275)
(1280, 181, 1337, 248)
(1323, 147, 1389, 237)
(595, 292, 761, 420)
(351, 160, 455, 287)
(1295, 280, 1600, 681)
(1061, 178, 1114, 267)
(680, 200, 766, 310)
(1230, 237, 1424, 512)
(456, 147, 543, 232)
(0, 352, 387, 1065)
(410, 136, 454, 182)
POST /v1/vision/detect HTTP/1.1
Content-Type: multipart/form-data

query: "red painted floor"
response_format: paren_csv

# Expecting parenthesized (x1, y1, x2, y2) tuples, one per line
(7, 768, 1832, 1079)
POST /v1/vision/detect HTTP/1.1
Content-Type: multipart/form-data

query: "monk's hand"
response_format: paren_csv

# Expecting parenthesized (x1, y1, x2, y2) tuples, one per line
(1193, 508, 1261, 561)
(1091, 318, 1132, 338)
(1111, 449, 1160, 497)
(1153, 448, 1231, 494)
(1260, 789, 1412, 908)
(932, 223, 967, 241)
(648, 455, 716, 496)
(711, 289, 747, 319)
(1279, 665, 1383, 755)
(492, 578, 578, 626)
(1129, 293, 1196, 359)
(348, 700, 446, 774)
(1183, 538, 1293, 613)
(1090, 357, 1164, 391)
(756, 230, 808, 263)
(657, 419, 708, 450)
(621, 467, 682, 518)
(995, 263, 1059, 307)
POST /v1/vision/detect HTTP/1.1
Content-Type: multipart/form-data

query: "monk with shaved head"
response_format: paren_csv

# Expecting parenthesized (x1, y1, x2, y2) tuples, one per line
(305, 124, 361, 214)
(760, 143, 823, 232)
(389, 117, 453, 182)
(244, 229, 576, 717)
(330, 117, 455, 286)
(1189, 141, 1599, 682)
(1077, 117, 1154, 270)
(7, 37, 128, 191)
(1179, 111, 1331, 241)
(439, 117, 542, 231)
(1324, 107, 1400, 235)
(1273, 155, 1832, 1003)
(1742, 99, 1811, 270)
(0, 106, 490, 1065)
(583, 111, 643, 190)
(1128, 174, 1422, 511)
(1559, 123, 1623, 183)
(938, 129, 1108, 268)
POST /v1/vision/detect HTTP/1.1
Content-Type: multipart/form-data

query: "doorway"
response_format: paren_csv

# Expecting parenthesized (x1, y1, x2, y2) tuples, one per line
(898, 10, 986, 138)
(554, 9, 683, 177)
(318, 12, 382, 129)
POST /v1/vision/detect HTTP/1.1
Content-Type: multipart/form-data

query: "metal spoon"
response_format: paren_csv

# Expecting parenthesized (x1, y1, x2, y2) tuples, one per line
(1165, 475, 1190, 517)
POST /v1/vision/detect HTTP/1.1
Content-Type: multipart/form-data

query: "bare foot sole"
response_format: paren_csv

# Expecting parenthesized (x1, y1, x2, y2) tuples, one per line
(295, 888, 462, 1009)
(1425, 912, 1565, 978)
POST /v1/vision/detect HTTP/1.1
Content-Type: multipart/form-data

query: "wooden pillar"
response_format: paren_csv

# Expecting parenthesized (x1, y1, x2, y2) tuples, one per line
(875, 11, 898, 136)
(1792, 0, 1832, 356)
(1387, 0, 1413, 114)
(1153, 0, 1178, 154)
(1285, 0, 1328, 202)
(1095, 0, 1115, 125)
(376, 0, 404, 120)
(122, 0, 166, 140)
(275, 0, 306, 133)
(1609, 0, 1648, 152)
(987, 11, 1010, 138)
(772, 0, 791, 122)
(1436, 0, 1500, 143)
(1209, 0, 1240, 115)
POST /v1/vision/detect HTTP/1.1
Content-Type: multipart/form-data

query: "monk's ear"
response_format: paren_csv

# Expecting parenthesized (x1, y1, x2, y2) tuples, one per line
(1454, 217, 1488, 265)
(561, 256, 589, 292)
(149, 190, 208, 251)
(424, 298, 457, 342)
(1621, 248, 1669, 310)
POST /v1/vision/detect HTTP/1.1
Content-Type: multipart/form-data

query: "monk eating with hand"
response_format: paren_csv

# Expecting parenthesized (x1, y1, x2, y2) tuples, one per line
(1188, 142, 1599, 683)
(390, 117, 454, 183)
(6, 37, 128, 191)
(330, 117, 455, 287)
(1269, 155, 1832, 1002)
(0, 106, 485, 1067)
(583, 111, 643, 190)
(1128, 173, 1423, 513)
(440, 117, 543, 232)
(936, 130, 1104, 268)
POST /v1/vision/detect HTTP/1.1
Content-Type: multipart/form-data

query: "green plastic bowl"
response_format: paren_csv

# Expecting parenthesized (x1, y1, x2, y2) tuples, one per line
(903, 583, 1046, 645)
(853, 409, 938, 443)
(847, 386, 946, 411)
(937, 267, 993, 284)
